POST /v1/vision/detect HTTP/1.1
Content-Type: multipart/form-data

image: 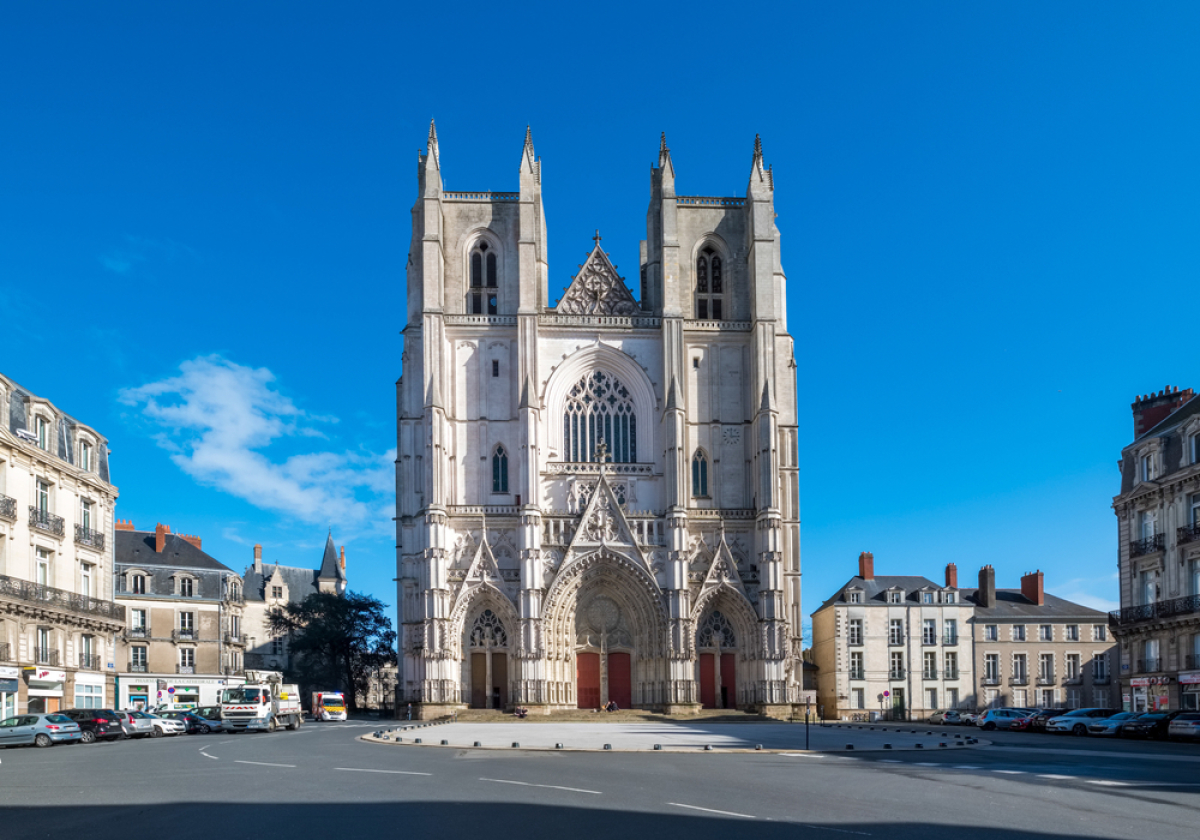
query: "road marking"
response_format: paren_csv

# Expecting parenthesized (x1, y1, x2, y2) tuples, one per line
(669, 803, 756, 819)
(878, 760, 902, 763)
(994, 770, 1025, 775)
(1087, 780, 1129, 787)
(953, 766, 981, 770)
(234, 760, 296, 768)
(334, 767, 432, 776)
(1038, 774, 1074, 780)
(914, 763, 940, 767)
(480, 778, 601, 795)
(201, 753, 219, 760)
(799, 826, 873, 836)
(781, 753, 824, 758)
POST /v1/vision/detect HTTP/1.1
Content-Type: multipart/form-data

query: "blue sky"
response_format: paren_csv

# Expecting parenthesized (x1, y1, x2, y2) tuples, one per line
(2, 2, 1198, 631)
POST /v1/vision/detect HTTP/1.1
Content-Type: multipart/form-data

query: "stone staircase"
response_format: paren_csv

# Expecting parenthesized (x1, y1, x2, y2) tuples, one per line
(448, 707, 773, 724)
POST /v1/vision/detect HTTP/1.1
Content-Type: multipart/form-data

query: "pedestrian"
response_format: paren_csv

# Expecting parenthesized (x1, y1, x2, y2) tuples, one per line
(406, 703, 413, 721)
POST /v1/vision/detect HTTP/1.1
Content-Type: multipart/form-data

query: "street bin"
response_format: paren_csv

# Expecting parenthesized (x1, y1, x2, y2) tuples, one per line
(869, 711, 880, 722)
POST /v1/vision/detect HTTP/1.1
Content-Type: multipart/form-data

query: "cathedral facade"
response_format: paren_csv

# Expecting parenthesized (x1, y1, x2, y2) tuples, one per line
(395, 125, 802, 715)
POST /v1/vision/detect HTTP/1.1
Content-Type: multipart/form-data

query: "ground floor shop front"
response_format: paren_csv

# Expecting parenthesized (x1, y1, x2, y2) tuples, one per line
(116, 673, 245, 710)
(0, 665, 115, 715)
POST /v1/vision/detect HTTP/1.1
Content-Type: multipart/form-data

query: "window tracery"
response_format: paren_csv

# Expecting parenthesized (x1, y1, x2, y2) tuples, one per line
(469, 609, 508, 647)
(563, 371, 637, 463)
(492, 446, 509, 493)
(697, 610, 736, 648)
(692, 450, 709, 497)
(467, 240, 498, 314)
(696, 245, 724, 319)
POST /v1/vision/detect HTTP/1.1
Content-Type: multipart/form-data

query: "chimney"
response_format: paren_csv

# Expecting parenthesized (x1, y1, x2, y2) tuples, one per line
(978, 565, 995, 608)
(1021, 570, 1045, 606)
(340, 545, 346, 573)
(155, 523, 171, 553)
(858, 551, 874, 581)
(179, 534, 202, 550)
(1132, 386, 1194, 437)
(945, 563, 958, 588)
(254, 544, 263, 574)
(115, 519, 135, 531)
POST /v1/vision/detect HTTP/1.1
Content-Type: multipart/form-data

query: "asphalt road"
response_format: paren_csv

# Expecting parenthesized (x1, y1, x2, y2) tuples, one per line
(2, 721, 1198, 840)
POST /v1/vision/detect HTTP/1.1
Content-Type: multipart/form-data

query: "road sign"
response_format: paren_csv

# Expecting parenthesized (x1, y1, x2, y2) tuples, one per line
(883, 690, 890, 697)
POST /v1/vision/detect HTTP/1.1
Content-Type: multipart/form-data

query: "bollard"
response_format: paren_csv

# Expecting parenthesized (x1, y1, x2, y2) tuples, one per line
(604, 744, 612, 750)
(845, 744, 855, 750)
(512, 742, 520, 748)
(415, 738, 422, 744)
(755, 744, 763, 751)
(555, 743, 563, 749)
(915, 743, 923, 749)
(441, 740, 449, 746)
(654, 744, 662, 750)
(939, 743, 947, 748)
(884, 744, 892, 749)
(474, 741, 481, 747)
(704, 745, 713, 751)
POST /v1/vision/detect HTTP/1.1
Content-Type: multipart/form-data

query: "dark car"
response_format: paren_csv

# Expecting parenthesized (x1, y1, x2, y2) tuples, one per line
(191, 706, 224, 733)
(1028, 708, 1071, 732)
(60, 709, 125, 743)
(159, 711, 206, 735)
(1123, 710, 1187, 740)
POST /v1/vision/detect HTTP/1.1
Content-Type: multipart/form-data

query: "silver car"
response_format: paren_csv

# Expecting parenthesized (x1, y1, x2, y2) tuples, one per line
(0, 713, 83, 748)
(113, 710, 156, 739)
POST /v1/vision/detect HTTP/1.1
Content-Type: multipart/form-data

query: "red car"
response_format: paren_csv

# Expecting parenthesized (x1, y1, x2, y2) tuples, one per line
(1009, 714, 1034, 731)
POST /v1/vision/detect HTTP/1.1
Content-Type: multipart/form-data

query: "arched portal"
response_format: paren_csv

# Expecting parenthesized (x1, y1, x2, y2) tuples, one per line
(542, 548, 668, 709)
(467, 609, 509, 709)
(693, 587, 759, 710)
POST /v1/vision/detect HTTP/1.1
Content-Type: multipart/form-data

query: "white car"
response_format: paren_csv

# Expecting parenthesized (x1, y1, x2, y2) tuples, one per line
(1045, 707, 1120, 735)
(146, 714, 186, 737)
(1168, 713, 1200, 740)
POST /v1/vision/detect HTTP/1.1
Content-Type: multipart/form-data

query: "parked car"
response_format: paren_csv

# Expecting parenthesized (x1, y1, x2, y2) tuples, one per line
(191, 706, 224, 733)
(1122, 711, 1187, 740)
(976, 708, 1037, 731)
(960, 712, 979, 726)
(60, 709, 125, 743)
(1045, 708, 1121, 735)
(159, 711, 206, 735)
(1086, 711, 1141, 737)
(1009, 714, 1035, 732)
(930, 710, 965, 725)
(1027, 708, 1072, 732)
(1167, 712, 1200, 740)
(0, 713, 83, 748)
(145, 714, 186, 737)
(113, 710, 156, 739)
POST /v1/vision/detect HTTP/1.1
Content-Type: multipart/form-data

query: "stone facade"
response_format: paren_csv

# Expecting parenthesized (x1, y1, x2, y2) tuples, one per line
(395, 127, 802, 715)
(1110, 386, 1200, 712)
(0, 371, 124, 717)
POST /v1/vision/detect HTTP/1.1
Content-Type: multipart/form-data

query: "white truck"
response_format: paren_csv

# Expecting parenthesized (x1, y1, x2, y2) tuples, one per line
(311, 691, 348, 721)
(219, 670, 304, 733)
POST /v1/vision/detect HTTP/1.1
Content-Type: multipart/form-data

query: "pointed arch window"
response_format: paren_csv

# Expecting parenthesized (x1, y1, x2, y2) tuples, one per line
(692, 449, 709, 497)
(695, 245, 724, 320)
(563, 371, 637, 463)
(492, 445, 509, 493)
(470, 609, 508, 647)
(468, 240, 498, 315)
(697, 610, 736, 648)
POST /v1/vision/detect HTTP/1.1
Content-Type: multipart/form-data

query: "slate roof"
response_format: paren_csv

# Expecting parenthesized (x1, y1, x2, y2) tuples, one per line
(817, 575, 945, 610)
(114, 530, 235, 573)
(1137, 392, 1200, 441)
(317, 533, 345, 581)
(242, 534, 343, 604)
(960, 588, 1107, 621)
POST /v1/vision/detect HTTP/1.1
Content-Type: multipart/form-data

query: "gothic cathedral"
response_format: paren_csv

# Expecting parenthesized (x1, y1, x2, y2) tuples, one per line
(395, 124, 802, 715)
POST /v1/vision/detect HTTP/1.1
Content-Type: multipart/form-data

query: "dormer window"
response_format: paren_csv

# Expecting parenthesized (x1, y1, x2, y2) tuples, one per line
(179, 577, 194, 598)
(888, 590, 903, 604)
(922, 592, 934, 604)
(36, 416, 50, 450)
(695, 245, 724, 320)
(1141, 453, 1155, 482)
(944, 591, 956, 604)
(80, 441, 92, 472)
(468, 240, 498, 315)
(847, 590, 863, 604)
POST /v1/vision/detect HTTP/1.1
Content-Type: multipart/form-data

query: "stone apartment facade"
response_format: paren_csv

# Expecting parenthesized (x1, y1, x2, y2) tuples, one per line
(1110, 385, 1200, 712)
(813, 556, 1114, 720)
(112, 522, 246, 708)
(0, 372, 124, 717)
(396, 126, 802, 716)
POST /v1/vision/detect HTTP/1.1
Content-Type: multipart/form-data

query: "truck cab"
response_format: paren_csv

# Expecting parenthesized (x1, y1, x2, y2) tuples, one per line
(219, 670, 303, 733)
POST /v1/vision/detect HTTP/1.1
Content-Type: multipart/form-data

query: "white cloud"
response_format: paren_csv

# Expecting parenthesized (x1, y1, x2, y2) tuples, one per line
(1052, 573, 1119, 613)
(121, 355, 393, 530)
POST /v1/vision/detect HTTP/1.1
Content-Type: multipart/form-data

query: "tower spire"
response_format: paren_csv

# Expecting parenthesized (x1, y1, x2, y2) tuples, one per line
(427, 119, 440, 170)
(657, 131, 675, 178)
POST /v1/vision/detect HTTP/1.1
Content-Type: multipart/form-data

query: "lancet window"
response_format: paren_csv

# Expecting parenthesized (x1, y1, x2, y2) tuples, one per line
(695, 245, 724, 320)
(468, 240, 498, 315)
(492, 446, 509, 493)
(563, 371, 637, 463)
(692, 449, 709, 497)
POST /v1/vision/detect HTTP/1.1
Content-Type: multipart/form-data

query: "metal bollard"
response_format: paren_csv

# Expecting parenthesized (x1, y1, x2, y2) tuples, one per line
(512, 742, 520, 748)
(654, 744, 662, 750)
(474, 741, 481, 747)
(604, 744, 612, 750)
(845, 744, 855, 750)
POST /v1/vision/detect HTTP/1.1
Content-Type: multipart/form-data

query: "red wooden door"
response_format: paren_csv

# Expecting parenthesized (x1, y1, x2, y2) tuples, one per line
(720, 653, 737, 709)
(577, 652, 601, 709)
(699, 653, 716, 709)
(608, 652, 632, 709)
(470, 652, 486, 708)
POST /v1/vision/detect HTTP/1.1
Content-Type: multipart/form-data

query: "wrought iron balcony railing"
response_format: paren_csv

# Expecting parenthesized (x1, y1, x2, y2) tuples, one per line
(943, 634, 958, 646)
(1130, 533, 1166, 557)
(889, 669, 906, 680)
(849, 670, 865, 680)
(1137, 658, 1162, 673)
(1109, 594, 1200, 628)
(889, 636, 904, 646)
(177, 665, 195, 674)
(126, 627, 148, 639)
(36, 648, 60, 666)
(29, 506, 65, 537)
(0, 493, 16, 522)
(172, 629, 197, 641)
(1063, 675, 1083, 685)
(1009, 675, 1029, 686)
(78, 653, 101, 671)
(922, 635, 938, 646)
(224, 633, 244, 645)
(983, 676, 1001, 686)
(943, 669, 959, 680)
(128, 662, 148, 673)
(1036, 675, 1056, 686)
(1179, 524, 1200, 546)
(74, 525, 105, 550)
(922, 670, 938, 680)
(0, 574, 125, 621)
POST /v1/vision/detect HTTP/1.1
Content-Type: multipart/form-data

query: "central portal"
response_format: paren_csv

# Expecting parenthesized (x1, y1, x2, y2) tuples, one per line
(575, 594, 634, 709)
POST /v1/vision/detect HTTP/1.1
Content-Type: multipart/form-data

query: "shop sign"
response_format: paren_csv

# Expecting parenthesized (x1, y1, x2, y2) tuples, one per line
(1131, 678, 1150, 687)
(0, 679, 17, 693)
(24, 668, 66, 683)
(0, 666, 19, 680)
(1180, 672, 1200, 685)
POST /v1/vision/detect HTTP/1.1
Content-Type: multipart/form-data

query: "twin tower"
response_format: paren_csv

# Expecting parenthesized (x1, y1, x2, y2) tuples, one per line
(395, 123, 802, 716)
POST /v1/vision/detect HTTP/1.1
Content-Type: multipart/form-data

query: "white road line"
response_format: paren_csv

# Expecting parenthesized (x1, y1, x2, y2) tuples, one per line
(914, 763, 940, 767)
(234, 760, 296, 768)
(878, 760, 902, 764)
(201, 753, 218, 760)
(1038, 774, 1074, 780)
(669, 803, 756, 819)
(994, 770, 1025, 775)
(480, 778, 601, 795)
(334, 767, 432, 776)
(1087, 780, 1130, 787)
(781, 753, 824, 758)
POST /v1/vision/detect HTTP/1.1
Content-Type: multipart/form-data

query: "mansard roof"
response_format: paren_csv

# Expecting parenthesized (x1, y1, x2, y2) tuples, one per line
(555, 237, 639, 316)
(817, 575, 944, 609)
(960, 588, 1107, 621)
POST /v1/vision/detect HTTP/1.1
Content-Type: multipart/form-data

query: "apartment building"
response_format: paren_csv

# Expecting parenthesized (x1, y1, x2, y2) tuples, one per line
(0, 372, 124, 716)
(812, 553, 975, 720)
(966, 566, 1114, 711)
(112, 522, 246, 708)
(1110, 385, 1200, 712)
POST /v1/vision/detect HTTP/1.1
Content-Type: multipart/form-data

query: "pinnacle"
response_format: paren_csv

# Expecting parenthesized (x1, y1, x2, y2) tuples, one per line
(524, 124, 533, 147)
(660, 131, 667, 153)
(753, 133, 763, 160)
(429, 119, 438, 145)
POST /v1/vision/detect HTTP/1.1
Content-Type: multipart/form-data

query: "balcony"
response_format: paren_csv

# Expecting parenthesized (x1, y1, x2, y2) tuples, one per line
(0, 493, 16, 522)
(128, 661, 148, 673)
(172, 629, 197, 641)
(983, 676, 1001, 686)
(849, 670, 865, 681)
(74, 525, 105, 550)
(1178, 524, 1200, 546)
(922, 636, 938, 646)
(943, 635, 958, 646)
(1129, 533, 1166, 558)
(1036, 675, 1056, 686)
(1009, 675, 1029, 686)
(28, 506, 65, 538)
(1063, 675, 1083, 685)
(222, 665, 244, 677)
(847, 637, 863, 647)
(224, 633, 244, 645)
(78, 653, 101, 671)
(176, 665, 195, 674)
(943, 669, 959, 680)
(126, 627, 148, 640)
(36, 648, 60, 666)
(1110, 594, 1200, 628)
(0, 642, 10, 661)
(888, 669, 906, 680)
(0, 574, 125, 622)
(888, 636, 904, 647)
(1137, 658, 1162, 674)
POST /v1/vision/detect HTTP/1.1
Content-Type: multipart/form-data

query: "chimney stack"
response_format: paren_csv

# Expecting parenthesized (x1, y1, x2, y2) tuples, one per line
(978, 565, 995, 608)
(155, 523, 170, 553)
(1021, 570, 1045, 606)
(945, 563, 958, 588)
(1131, 386, 1194, 437)
(340, 545, 346, 573)
(179, 534, 202, 550)
(254, 544, 263, 574)
(114, 519, 135, 531)
(858, 551, 874, 581)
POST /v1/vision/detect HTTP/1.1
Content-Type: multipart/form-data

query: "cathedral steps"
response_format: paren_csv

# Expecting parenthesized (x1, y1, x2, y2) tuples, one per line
(449, 708, 773, 723)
